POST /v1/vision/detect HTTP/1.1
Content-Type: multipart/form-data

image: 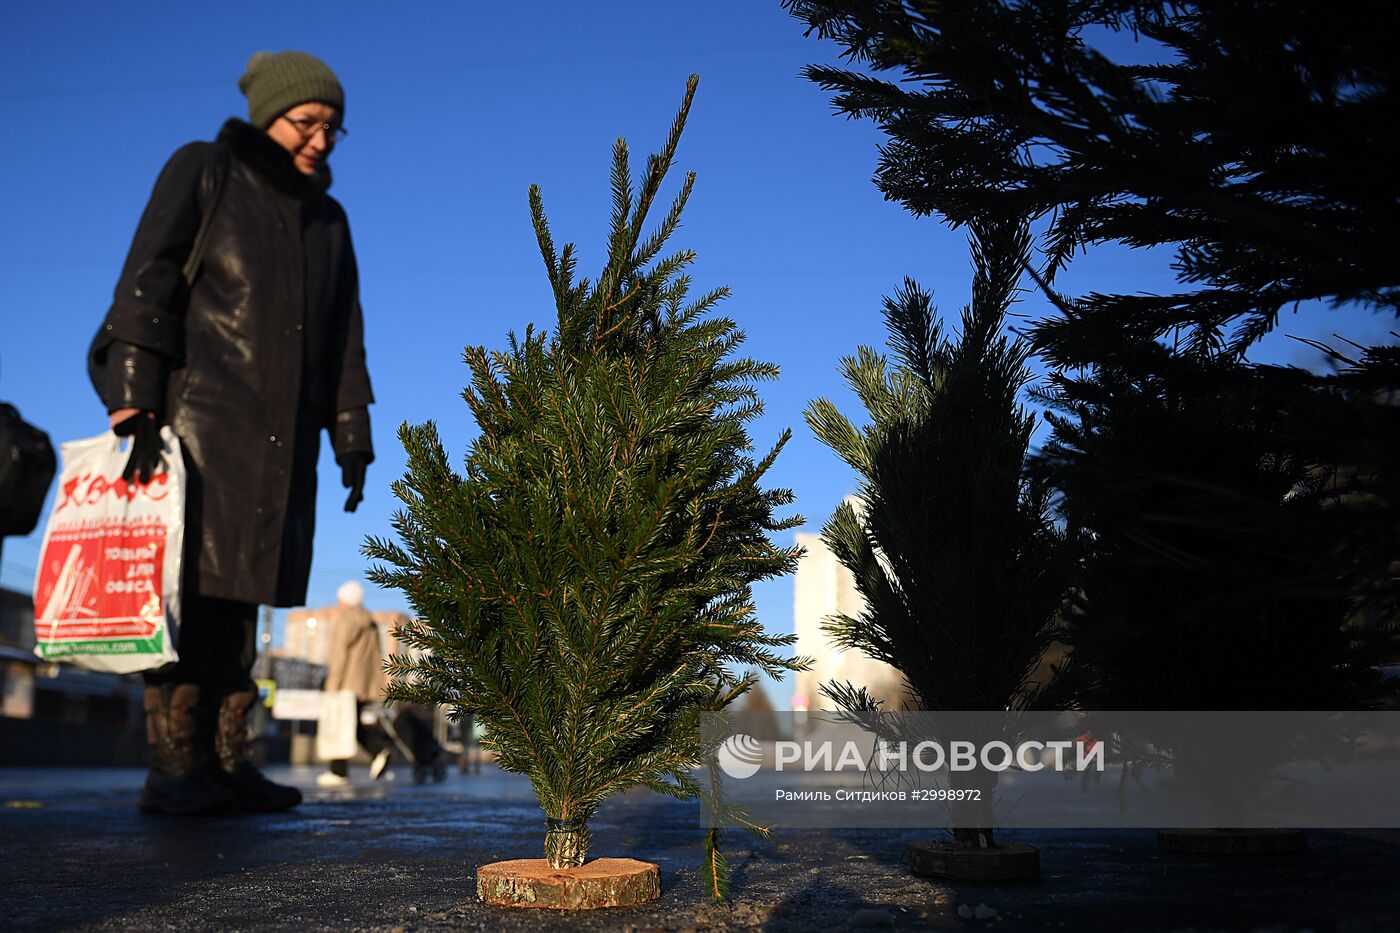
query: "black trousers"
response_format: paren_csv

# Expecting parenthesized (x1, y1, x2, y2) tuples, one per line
(143, 593, 257, 690)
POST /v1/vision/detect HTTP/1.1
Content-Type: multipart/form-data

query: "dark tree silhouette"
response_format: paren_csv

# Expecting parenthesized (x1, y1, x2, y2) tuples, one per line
(788, 1, 1400, 712)
(783, 1, 1399, 360)
(806, 219, 1077, 846)
(1036, 348, 1397, 711)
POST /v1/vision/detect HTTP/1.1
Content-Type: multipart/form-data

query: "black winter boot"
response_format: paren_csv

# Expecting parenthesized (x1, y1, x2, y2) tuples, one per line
(212, 688, 303, 812)
(140, 684, 235, 815)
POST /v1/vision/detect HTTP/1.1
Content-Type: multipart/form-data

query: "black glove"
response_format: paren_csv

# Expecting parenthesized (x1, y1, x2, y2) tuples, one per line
(340, 451, 369, 512)
(113, 411, 164, 485)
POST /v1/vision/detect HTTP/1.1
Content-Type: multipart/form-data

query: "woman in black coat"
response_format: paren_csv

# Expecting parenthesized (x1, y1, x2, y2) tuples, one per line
(89, 51, 374, 814)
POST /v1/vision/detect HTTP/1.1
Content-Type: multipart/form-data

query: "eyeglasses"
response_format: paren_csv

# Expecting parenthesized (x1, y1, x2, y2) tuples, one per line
(280, 114, 348, 142)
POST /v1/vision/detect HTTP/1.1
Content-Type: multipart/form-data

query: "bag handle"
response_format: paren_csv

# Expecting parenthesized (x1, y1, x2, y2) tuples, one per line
(181, 146, 231, 287)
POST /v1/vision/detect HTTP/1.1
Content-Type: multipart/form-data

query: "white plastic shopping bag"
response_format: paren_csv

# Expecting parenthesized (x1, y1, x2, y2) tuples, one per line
(32, 428, 185, 673)
(317, 689, 359, 761)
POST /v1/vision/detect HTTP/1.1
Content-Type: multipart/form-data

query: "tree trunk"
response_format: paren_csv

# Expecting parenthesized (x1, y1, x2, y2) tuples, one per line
(949, 766, 998, 848)
(952, 827, 996, 848)
(545, 820, 590, 869)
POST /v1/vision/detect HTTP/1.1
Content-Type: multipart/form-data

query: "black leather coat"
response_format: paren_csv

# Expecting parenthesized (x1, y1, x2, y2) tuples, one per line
(89, 119, 373, 607)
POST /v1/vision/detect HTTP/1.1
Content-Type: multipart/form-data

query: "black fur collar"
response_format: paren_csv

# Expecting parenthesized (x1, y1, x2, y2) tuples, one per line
(218, 118, 331, 198)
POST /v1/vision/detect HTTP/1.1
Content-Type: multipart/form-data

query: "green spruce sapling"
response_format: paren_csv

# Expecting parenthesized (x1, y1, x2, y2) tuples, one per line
(365, 77, 803, 897)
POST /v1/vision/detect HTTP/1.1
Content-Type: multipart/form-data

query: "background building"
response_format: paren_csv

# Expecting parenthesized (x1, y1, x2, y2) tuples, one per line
(281, 606, 409, 667)
(1, 585, 146, 765)
(791, 514, 910, 714)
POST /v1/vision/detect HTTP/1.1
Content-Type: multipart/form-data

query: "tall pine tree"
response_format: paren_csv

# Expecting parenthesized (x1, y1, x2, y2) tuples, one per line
(787, 1, 1400, 708)
(365, 77, 803, 894)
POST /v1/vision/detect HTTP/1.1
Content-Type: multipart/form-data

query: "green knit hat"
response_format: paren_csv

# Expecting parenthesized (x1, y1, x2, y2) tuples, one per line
(238, 51, 344, 130)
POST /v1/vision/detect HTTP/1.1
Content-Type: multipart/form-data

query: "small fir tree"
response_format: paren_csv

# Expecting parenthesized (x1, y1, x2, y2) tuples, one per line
(805, 218, 1077, 848)
(365, 77, 803, 895)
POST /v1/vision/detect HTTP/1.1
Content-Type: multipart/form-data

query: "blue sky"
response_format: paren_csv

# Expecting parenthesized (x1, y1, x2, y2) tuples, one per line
(1, 1, 1386, 651)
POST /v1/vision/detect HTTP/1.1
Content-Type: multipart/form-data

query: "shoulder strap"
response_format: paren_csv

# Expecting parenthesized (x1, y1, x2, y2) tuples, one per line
(181, 146, 231, 287)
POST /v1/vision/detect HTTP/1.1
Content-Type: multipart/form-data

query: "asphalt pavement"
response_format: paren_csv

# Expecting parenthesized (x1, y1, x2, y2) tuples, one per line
(3, 764, 1399, 932)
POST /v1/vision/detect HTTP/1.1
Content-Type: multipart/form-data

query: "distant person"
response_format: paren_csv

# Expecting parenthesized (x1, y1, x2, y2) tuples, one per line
(319, 581, 391, 785)
(88, 51, 375, 815)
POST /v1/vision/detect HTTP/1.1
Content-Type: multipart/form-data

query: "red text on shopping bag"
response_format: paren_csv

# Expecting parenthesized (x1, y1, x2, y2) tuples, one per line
(35, 516, 169, 641)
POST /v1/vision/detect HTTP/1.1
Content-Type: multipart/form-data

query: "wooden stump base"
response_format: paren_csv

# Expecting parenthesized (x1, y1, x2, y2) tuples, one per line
(476, 858, 660, 909)
(1157, 829, 1307, 855)
(906, 842, 1040, 882)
